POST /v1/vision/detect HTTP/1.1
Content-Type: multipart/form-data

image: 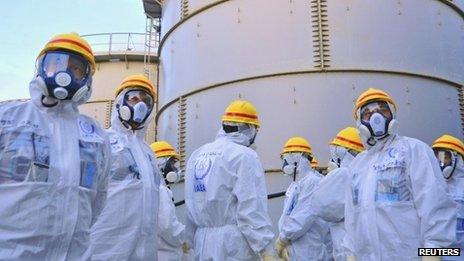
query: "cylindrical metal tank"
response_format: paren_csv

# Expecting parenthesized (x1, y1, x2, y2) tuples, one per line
(79, 33, 158, 143)
(157, 0, 464, 228)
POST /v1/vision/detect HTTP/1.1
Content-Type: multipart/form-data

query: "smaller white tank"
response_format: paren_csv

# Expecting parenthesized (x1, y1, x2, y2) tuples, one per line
(79, 33, 159, 143)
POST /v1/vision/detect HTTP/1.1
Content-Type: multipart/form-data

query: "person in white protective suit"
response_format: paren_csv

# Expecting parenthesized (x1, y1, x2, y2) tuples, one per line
(275, 136, 329, 261)
(344, 88, 457, 261)
(89, 74, 161, 260)
(184, 100, 275, 261)
(150, 140, 191, 261)
(432, 134, 464, 261)
(0, 32, 110, 260)
(322, 127, 364, 261)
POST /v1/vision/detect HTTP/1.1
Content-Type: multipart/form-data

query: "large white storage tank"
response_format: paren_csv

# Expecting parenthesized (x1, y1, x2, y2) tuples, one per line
(156, 0, 464, 227)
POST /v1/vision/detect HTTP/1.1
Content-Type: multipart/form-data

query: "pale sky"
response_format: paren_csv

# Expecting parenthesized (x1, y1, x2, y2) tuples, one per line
(0, 0, 146, 101)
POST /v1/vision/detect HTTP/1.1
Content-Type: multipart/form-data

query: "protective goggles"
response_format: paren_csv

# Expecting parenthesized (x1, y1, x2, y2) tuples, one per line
(330, 145, 357, 160)
(281, 153, 300, 175)
(282, 153, 300, 165)
(38, 50, 91, 81)
(158, 156, 180, 174)
(124, 89, 154, 109)
(434, 149, 454, 169)
(359, 101, 393, 123)
(281, 152, 312, 165)
(222, 121, 258, 133)
(434, 149, 458, 179)
(330, 145, 347, 160)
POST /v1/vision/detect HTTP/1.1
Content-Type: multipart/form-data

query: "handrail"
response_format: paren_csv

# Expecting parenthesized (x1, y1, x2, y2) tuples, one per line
(81, 32, 157, 55)
(174, 191, 287, 207)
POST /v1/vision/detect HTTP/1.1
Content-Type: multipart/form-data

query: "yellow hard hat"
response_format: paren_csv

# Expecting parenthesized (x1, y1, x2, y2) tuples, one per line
(311, 158, 318, 168)
(432, 134, 464, 158)
(330, 127, 365, 153)
(281, 137, 312, 155)
(222, 100, 260, 127)
(38, 32, 96, 74)
(150, 141, 180, 159)
(354, 88, 397, 119)
(115, 74, 157, 99)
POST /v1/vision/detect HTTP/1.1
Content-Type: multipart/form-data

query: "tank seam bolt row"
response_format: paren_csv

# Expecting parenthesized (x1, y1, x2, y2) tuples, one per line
(177, 96, 188, 171)
(311, 0, 331, 70)
(181, 0, 190, 19)
(458, 86, 464, 137)
(105, 100, 113, 129)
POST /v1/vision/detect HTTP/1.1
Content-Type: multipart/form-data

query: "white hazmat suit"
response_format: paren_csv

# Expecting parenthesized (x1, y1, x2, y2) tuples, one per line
(184, 129, 274, 260)
(309, 150, 356, 261)
(278, 155, 329, 261)
(89, 89, 161, 260)
(443, 156, 464, 261)
(158, 182, 186, 261)
(344, 135, 457, 260)
(0, 77, 110, 260)
(325, 151, 355, 261)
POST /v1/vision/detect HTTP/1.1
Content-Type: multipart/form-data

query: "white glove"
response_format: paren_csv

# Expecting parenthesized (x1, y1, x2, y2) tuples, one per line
(347, 255, 356, 261)
(275, 237, 289, 260)
(261, 251, 276, 261)
(181, 242, 190, 254)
